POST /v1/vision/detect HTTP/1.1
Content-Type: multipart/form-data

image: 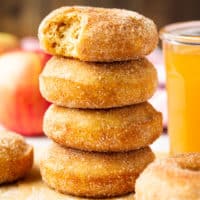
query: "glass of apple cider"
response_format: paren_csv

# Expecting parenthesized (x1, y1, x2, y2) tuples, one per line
(160, 21, 200, 154)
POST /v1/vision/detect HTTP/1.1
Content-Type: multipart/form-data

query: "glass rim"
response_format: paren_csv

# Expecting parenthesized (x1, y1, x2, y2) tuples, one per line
(159, 21, 200, 45)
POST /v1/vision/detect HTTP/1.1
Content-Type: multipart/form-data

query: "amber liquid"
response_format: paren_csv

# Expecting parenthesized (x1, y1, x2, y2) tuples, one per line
(164, 42, 200, 154)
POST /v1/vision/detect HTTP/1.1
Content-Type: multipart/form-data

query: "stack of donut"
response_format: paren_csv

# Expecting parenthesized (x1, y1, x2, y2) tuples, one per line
(38, 6, 162, 198)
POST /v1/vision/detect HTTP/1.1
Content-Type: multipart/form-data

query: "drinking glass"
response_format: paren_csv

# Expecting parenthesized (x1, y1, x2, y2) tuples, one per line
(160, 21, 200, 154)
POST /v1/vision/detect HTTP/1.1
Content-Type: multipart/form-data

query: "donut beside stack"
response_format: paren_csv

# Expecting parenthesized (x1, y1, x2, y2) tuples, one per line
(38, 6, 162, 198)
(135, 153, 200, 200)
(0, 131, 33, 184)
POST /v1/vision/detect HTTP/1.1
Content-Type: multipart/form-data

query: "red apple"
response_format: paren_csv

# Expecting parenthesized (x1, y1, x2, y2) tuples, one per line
(0, 32, 19, 54)
(20, 36, 52, 66)
(0, 51, 50, 136)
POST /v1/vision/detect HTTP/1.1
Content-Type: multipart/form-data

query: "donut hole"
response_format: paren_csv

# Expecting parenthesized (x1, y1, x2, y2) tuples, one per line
(46, 14, 82, 56)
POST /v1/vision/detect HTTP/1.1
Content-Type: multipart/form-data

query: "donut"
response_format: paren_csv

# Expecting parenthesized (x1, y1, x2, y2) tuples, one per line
(39, 57, 158, 108)
(38, 6, 158, 62)
(40, 143, 155, 198)
(135, 153, 200, 200)
(43, 102, 162, 152)
(0, 130, 33, 184)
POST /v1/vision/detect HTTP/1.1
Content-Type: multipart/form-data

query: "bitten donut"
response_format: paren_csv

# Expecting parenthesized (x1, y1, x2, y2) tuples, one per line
(0, 130, 33, 184)
(40, 143, 155, 198)
(39, 57, 158, 108)
(44, 103, 162, 152)
(38, 6, 158, 62)
(135, 153, 200, 200)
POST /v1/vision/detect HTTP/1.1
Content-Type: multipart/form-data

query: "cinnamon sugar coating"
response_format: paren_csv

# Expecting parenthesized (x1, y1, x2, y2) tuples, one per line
(38, 6, 158, 62)
(44, 103, 162, 152)
(40, 143, 155, 198)
(39, 57, 158, 108)
(135, 153, 200, 200)
(0, 131, 33, 184)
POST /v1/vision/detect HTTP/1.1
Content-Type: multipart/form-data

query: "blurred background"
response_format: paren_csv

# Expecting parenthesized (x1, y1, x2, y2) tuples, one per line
(0, 0, 199, 136)
(1, 0, 200, 37)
